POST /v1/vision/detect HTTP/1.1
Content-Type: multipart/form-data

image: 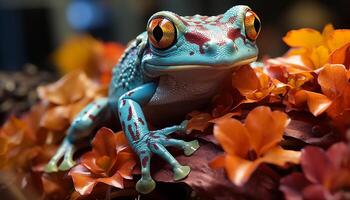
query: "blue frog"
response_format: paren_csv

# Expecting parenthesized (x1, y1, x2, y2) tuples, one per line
(45, 5, 261, 194)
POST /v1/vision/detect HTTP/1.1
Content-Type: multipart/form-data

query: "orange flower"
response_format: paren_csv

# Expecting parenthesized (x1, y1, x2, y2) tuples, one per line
(282, 24, 350, 69)
(210, 106, 300, 186)
(37, 71, 108, 132)
(70, 127, 136, 195)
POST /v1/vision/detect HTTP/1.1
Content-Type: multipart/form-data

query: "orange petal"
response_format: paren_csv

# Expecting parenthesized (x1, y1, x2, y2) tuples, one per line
(115, 151, 137, 179)
(92, 127, 117, 158)
(260, 146, 300, 166)
(209, 154, 226, 169)
(96, 172, 124, 189)
(224, 155, 261, 186)
(293, 90, 332, 116)
(81, 151, 105, 175)
(70, 165, 98, 195)
(37, 71, 86, 105)
(310, 45, 330, 69)
(328, 43, 350, 69)
(232, 65, 260, 96)
(322, 24, 335, 41)
(283, 28, 323, 48)
(114, 131, 130, 153)
(245, 106, 289, 155)
(326, 30, 350, 52)
(318, 64, 348, 99)
(0, 116, 26, 145)
(187, 112, 212, 133)
(209, 112, 240, 124)
(40, 106, 70, 131)
(213, 118, 251, 158)
(0, 137, 8, 155)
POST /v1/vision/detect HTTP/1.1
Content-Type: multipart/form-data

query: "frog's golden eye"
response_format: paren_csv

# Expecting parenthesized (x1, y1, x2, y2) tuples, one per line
(147, 17, 176, 49)
(244, 10, 261, 41)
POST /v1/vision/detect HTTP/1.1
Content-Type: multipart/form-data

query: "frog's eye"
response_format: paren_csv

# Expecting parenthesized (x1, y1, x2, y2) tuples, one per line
(147, 17, 176, 49)
(244, 10, 261, 41)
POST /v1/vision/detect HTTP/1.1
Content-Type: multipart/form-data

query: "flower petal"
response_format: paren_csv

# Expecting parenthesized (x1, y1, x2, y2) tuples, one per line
(209, 154, 226, 169)
(92, 127, 117, 158)
(115, 151, 137, 179)
(326, 142, 350, 168)
(329, 43, 350, 69)
(280, 172, 311, 200)
(37, 71, 86, 105)
(310, 45, 330, 69)
(187, 112, 212, 133)
(327, 30, 350, 52)
(302, 184, 327, 200)
(96, 172, 124, 189)
(318, 64, 348, 99)
(245, 106, 289, 155)
(301, 146, 335, 184)
(232, 65, 260, 96)
(224, 155, 261, 186)
(213, 118, 251, 157)
(283, 28, 323, 48)
(260, 146, 300, 166)
(40, 106, 70, 131)
(70, 164, 98, 195)
(294, 90, 332, 116)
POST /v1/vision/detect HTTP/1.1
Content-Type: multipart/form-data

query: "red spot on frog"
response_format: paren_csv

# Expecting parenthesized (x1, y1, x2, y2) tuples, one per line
(141, 156, 149, 167)
(153, 143, 159, 150)
(184, 31, 210, 54)
(127, 106, 133, 121)
(138, 117, 145, 125)
(128, 124, 138, 141)
(227, 28, 246, 44)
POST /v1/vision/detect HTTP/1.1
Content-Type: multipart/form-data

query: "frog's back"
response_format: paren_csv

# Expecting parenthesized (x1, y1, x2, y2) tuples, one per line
(108, 37, 149, 102)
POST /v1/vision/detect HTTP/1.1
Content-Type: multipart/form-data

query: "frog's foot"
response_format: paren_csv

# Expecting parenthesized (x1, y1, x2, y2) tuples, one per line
(136, 176, 156, 194)
(44, 139, 76, 173)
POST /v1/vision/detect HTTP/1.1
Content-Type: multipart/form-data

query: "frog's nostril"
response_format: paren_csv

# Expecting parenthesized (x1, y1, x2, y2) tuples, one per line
(226, 40, 238, 52)
(202, 41, 216, 53)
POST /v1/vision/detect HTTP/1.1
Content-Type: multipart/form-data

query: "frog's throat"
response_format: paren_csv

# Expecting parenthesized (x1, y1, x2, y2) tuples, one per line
(144, 56, 257, 72)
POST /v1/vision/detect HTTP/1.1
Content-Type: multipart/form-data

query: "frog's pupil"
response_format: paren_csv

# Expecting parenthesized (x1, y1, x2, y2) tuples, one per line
(153, 25, 163, 42)
(254, 18, 261, 33)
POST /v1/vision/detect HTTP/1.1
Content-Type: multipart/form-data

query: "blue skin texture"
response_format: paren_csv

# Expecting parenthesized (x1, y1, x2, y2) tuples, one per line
(45, 5, 259, 194)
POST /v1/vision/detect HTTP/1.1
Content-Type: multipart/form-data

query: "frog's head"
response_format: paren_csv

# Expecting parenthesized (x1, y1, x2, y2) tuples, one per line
(142, 5, 261, 76)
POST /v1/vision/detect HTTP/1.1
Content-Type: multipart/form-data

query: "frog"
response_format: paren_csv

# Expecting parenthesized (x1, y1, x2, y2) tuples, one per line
(45, 5, 261, 194)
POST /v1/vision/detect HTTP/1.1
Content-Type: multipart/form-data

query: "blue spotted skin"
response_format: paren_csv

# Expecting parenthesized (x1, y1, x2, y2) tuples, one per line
(45, 5, 259, 194)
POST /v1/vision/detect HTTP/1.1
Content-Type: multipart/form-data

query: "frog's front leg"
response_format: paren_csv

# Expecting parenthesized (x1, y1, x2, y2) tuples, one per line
(117, 82, 199, 194)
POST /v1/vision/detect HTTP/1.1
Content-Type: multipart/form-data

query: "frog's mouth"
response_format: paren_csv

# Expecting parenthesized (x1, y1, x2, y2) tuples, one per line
(144, 56, 257, 72)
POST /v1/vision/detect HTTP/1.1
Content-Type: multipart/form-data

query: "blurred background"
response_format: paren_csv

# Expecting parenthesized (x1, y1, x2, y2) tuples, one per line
(0, 0, 349, 71)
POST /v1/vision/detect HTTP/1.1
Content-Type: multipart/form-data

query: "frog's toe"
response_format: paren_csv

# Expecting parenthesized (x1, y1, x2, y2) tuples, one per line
(136, 177, 156, 194)
(179, 120, 189, 132)
(183, 140, 199, 156)
(58, 143, 76, 171)
(173, 165, 191, 181)
(58, 157, 76, 171)
(44, 161, 59, 173)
